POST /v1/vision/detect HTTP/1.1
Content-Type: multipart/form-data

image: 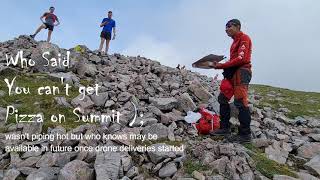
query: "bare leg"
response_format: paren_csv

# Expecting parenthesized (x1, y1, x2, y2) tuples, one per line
(47, 30, 53, 42)
(32, 24, 46, 36)
(105, 39, 110, 54)
(98, 38, 106, 53)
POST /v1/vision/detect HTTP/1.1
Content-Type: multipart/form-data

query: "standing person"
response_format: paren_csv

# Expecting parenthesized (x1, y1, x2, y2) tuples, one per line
(211, 19, 253, 143)
(30, 6, 60, 42)
(98, 11, 116, 55)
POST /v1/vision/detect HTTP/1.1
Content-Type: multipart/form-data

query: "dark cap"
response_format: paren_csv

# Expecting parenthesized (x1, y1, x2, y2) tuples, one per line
(49, 6, 55, 9)
(226, 19, 241, 27)
(108, 11, 112, 13)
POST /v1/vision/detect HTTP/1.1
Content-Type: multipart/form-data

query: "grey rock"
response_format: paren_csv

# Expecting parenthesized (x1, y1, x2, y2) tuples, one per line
(264, 118, 285, 132)
(240, 170, 255, 180)
(76, 61, 97, 77)
(297, 143, 320, 159)
(89, 54, 101, 63)
(272, 175, 298, 180)
(26, 167, 59, 180)
(149, 97, 178, 111)
(265, 141, 289, 164)
(54, 96, 72, 108)
(304, 155, 320, 176)
(36, 152, 71, 168)
(307, 118, 320, 128)
(188, 83, 213, 102)
(121, 154, 133, 172)
(105, 100, 115, 107)
(296, 172, 319, 180)
(141, 123, 168, 139)
(294, 116, 308, 125)
(251, 120, 261, 127)
(252, 138, 272, 148)
(178, 93, 197, 113)
(147, 105, 163, 116)
(18, 156, 41, 168)
(170, 82, 180, 90)
(94, 151, 121, 180)
(17, 167, 37, 176)
(90, 92, 109, 106)
(207, 175, 225, 180)
(148, 143, 178, 164)
(276, 134, 289, 141)
(71, 94, 94, 109)
(48, 72, 80, 85)
(3, 169, 20, 180)
(58, 160, 94, 180)
(131, 117, 158, 127)
(161, 112, 184, 124)
(22, 114, 44, 135)
(208, 156, 229, 174)
(219, 144, 236, 156)
(252, 107, 264, 119)
(113, 128, 141, 146)
(31, 42, 65, 72)
(36, 152, 58, 168)
(158, 162, 177, 178)
(126, 166, 139, 178)
(117, 92, 132, 102)
(207, 97, 220, 114)
(192, 170, 205, 180)
(0, 107, 6, 126)
(309, 134, 320, 142)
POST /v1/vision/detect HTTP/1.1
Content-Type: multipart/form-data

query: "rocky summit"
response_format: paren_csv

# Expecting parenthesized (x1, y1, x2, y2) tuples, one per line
(0, 35, 320, 180)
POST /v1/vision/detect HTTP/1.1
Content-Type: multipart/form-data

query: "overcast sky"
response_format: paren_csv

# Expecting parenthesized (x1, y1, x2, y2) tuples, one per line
(0, 0, 319, 92)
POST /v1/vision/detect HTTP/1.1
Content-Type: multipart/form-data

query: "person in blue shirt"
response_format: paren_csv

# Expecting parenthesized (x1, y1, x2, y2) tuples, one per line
(98, 11, 116, 55)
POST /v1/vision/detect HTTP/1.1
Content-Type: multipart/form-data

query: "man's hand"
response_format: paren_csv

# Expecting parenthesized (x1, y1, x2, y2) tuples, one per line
(100, 21, 109, 27)
(209, 62, 222, 69)
(212, 62, 223, 69)
(112, 34, 116, 40)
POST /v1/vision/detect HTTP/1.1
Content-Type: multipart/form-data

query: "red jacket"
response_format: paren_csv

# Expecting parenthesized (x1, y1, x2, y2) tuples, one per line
(218, 31, 252, 69)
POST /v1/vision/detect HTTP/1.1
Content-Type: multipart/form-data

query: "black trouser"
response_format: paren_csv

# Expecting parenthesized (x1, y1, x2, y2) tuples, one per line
(218, 93, 251, 135)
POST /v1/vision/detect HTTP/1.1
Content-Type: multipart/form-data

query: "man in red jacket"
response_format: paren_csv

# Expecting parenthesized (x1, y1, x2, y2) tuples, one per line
(211, 19, 252, 143)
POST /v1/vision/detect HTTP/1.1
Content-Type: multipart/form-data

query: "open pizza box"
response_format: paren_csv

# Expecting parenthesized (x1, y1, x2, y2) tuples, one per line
(192, 54, 226, 69)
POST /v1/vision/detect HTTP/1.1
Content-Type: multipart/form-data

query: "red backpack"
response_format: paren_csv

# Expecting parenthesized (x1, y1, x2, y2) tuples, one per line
(220, 79, 234, 100)
(195, 108, 220, 134)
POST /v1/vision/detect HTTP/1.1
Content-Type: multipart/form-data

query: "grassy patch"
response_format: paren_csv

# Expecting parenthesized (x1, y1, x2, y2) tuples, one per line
(243, 143, 298, 179)
(80, 78, 93, 87)
(0, 73, 88, 131)
(0, 126, 8, 133)
(251, 84, 320, 118)
(183, 156, 210, 175)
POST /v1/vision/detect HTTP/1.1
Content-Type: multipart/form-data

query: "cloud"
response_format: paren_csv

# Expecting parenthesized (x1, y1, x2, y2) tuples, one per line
(121, 35, 183, 68)
(121, 0, 320, 92)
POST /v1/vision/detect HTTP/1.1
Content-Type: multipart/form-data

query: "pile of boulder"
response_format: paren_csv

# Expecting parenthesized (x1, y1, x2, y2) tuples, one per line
(0, 35, 319, 180)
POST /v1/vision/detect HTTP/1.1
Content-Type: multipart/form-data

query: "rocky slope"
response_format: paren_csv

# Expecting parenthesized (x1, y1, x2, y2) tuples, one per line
(0, 35, 319, 180)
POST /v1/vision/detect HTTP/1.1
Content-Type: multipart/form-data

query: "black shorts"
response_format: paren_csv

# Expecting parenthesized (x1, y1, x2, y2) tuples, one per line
(100, 31, 111, 40)
(44, 23, 54, 31)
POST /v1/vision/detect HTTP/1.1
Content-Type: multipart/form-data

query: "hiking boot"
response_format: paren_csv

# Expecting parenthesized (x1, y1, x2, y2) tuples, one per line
(227, 134, 252, 144)
(210, 128, 231, 136)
